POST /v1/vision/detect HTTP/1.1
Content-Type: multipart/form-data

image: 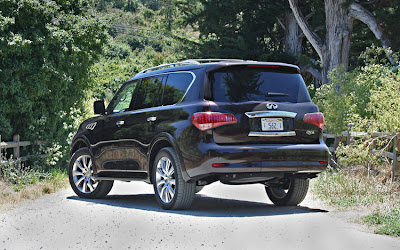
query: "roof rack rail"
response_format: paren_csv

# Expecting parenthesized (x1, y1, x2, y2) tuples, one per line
(180, 59, 250, 63)
(137, 59, 252, 75)
(137, 61, 195, 75)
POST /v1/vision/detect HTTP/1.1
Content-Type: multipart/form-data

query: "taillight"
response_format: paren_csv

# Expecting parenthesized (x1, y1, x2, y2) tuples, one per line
(303, 112, 325, 129)
(191, 112, 238, 131)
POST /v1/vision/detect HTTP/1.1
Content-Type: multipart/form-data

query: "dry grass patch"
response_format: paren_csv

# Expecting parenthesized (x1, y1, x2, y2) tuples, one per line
(0, 172, 68, 211)
(310, 166, 400, 236)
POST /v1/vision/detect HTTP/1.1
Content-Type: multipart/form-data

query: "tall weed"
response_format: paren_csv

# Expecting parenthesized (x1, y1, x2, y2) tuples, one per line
(0, 157, 50, 191)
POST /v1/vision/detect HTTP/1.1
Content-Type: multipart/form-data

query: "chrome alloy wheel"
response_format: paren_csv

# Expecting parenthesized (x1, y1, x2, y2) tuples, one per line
(72, 155, 98, 193)
(155, 156, 176, 203)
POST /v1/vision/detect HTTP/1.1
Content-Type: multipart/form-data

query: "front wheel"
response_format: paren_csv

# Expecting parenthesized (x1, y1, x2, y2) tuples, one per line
(69, 148, 113, 199)
(265, 178, 309, 206)
(152, 147, 195, 210)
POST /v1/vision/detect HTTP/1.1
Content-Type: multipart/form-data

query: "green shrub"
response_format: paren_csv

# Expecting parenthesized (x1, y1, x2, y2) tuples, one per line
(314, 47, 400, 134)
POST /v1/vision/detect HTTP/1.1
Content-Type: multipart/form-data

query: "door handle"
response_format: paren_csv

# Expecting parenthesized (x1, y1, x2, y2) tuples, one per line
(116, 120, 125, 127)
(147, 116, 157, 122)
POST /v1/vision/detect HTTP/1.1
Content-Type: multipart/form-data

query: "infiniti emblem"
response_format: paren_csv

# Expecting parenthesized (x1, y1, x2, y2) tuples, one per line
(266, 103, 278, 110)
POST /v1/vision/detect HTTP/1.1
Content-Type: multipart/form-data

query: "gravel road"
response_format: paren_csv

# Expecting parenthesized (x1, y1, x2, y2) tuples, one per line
(1, 181, 399, 249)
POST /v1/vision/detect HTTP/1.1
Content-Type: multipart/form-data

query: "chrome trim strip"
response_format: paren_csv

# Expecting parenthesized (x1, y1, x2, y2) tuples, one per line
(248, 131, 296, 137)
(175, 71, 196, 104)
(95, 176, 147, 181)
(245, 111, 297, 118)
(91, 139, 150, 148)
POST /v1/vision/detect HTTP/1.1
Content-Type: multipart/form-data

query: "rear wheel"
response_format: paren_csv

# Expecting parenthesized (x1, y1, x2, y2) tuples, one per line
(265, 178, 309, 206)
(152, 147, 195, 210)
(69, 148, 113, 199)
(195, 186, 204, 194)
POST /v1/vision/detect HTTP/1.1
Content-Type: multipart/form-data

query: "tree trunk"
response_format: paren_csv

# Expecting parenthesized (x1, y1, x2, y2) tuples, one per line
(288, 0, 392, 84)
(322, 0, 354, 83)
(284, 3, 302, 56)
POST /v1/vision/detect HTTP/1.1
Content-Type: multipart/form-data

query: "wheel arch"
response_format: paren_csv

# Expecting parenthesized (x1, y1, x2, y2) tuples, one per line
(70, 135, 92, 156)
(148, 133, 191, 183)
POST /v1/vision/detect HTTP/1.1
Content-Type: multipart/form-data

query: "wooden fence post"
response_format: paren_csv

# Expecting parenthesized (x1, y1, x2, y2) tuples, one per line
(13, 134, 20, 159)
(347, 123, 354, 145)
(393, 134, 398, 181)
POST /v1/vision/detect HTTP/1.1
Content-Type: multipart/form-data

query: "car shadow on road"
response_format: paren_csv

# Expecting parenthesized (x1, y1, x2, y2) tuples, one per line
(67, 193, 328, 218)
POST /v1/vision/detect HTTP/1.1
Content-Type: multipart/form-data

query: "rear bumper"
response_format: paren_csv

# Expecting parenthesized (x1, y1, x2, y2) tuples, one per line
(184, 139, 329, 180)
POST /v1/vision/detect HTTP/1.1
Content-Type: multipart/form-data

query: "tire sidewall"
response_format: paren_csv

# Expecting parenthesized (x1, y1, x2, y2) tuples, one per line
(266, 178, 309, 206)
(69, 148, 106, 199)
(152, 148, 181, 209)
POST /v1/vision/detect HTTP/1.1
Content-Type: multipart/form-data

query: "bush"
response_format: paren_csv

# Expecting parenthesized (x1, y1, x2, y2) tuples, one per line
(314, 47, 400, 134)
(314, 47, 400, 175)
(0, 0, 108, 169)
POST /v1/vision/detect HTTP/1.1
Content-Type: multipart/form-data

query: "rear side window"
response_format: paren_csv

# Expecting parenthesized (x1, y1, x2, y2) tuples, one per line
(134, 76, 164, 110)
(209, 66, 311, 103)
(162, 72, 194, 106)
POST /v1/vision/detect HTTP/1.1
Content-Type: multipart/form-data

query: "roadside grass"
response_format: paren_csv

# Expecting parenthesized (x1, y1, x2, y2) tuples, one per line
(363, 209, 400, 236)
(0, 158, 68, 210)
(310, 166, 400, 237)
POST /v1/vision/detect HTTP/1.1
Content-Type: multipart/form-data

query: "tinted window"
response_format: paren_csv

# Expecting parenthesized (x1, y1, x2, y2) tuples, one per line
(134, 76, 164, 110)
(162, 73, 193, 105)
(210, 66, 311, 103)
(108, 81, 137, 113)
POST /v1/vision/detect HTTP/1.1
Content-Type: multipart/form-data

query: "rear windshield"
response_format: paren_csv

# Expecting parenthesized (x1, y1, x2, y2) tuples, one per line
(209, 66, 311, 103)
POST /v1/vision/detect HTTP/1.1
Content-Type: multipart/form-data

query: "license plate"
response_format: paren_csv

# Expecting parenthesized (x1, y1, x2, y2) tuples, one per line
(261, 118, 283, 131)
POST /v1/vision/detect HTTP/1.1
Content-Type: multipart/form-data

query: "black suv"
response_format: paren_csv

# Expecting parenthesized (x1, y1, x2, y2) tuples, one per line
(69, 59, 329, 210)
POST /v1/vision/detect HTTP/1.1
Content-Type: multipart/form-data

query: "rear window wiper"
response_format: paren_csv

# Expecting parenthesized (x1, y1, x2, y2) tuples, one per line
(266, 92, 289, 97)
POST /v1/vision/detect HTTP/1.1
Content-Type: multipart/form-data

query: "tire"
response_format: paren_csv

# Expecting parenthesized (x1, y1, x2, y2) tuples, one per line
(69, 148, 113, 199)
(152, 147, 195, 210)
(195, 186, 204, 194)
(265, 178, 309, 206)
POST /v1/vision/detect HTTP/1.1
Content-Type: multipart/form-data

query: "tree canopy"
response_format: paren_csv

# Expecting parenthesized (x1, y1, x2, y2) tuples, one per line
(0, 0, 108, 141)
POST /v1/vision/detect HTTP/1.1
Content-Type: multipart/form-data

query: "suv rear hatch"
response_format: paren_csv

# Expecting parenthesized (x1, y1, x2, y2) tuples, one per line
(206, 64, 323, 144)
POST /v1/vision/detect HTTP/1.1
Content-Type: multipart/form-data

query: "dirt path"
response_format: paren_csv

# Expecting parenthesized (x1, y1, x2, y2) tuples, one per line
(1, 181, 399, 249)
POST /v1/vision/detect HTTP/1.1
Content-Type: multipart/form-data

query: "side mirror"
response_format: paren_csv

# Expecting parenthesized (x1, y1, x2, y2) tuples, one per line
(94, 100, 106, 115)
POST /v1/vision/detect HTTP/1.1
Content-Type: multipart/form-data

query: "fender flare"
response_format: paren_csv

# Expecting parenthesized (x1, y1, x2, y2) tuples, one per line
(148, 132, 192, 182)
(70, 135, 93, 156)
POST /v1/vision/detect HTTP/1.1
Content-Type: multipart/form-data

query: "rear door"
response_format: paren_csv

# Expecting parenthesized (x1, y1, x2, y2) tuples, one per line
(156, 71, 195, 135)
(208, 65, 320, 145)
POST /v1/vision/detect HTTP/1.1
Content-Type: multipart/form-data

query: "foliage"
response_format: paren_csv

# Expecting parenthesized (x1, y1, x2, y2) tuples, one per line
(363, 208, 400, 237)
(179, 0, 288, 60)
(90, 40, 184, 103)
(0, 0, 108, 170)
(0, 157, 48, 192)
(313, 66, 359, 133)
(88, 1, 200, 104)
(314, 47, 400, 134)
(0, 0, 108, 146)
